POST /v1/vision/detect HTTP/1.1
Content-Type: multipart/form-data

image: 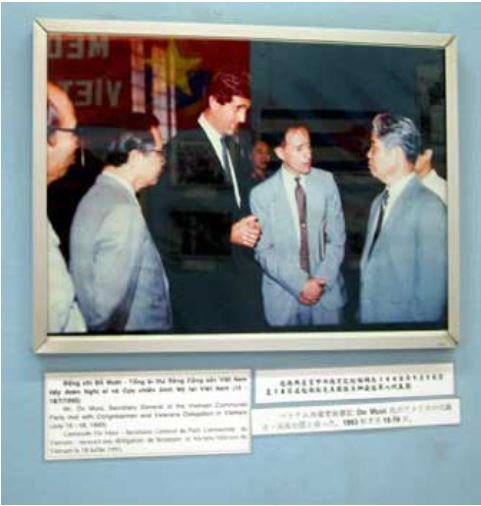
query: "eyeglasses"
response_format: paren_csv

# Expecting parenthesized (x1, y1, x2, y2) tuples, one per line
(48, 125, 86, 168)
(48, 125, 82, 137)
(144, 148, 164, 157)
(55, 126, 82, 135)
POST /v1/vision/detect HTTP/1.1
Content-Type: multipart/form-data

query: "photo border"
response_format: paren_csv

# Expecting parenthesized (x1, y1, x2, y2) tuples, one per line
(33, 19, 459, 353)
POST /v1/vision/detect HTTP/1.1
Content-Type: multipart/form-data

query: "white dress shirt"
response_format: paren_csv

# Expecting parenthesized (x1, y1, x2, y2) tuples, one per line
(281, 165, 307, 244)
(420, 169, 447, 204)
(198, 113, 241, 208)
(383, 172, 416, 226)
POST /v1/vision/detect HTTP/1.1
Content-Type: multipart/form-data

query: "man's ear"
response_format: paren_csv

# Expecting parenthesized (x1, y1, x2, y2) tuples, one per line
(208, 95, 220, 111)
(414, 148, 433, 176)
(127, 149, 143, 166)
(274, 145, 284, 161)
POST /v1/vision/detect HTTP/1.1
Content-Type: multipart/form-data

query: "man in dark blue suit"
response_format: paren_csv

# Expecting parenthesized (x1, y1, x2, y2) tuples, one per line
(144, 70, 264, 332)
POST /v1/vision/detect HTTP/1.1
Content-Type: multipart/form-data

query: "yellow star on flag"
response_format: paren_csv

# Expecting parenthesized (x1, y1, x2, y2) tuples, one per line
(166, 39, 202, 96)
(143, 40, 202, 96)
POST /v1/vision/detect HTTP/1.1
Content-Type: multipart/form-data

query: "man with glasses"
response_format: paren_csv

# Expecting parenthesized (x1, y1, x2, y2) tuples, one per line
(70, 123, 172, 332)
(47, 81, 86, 333)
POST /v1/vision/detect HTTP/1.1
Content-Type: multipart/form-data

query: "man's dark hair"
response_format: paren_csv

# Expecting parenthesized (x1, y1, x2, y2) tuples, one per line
(252, 136, 270, 149)
(105, 113, 160, 167)
(275, 124, 310, 148)
(105, 131, 156, 167)
(207, 69, 250, 105)
(372, 112, 421, 164)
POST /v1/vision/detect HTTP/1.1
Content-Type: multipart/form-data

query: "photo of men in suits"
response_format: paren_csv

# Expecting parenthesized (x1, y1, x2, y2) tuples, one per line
(250, 125, 346, 327)
(45, 35, 451, 339)
(144, 70, 264, 332)
(359, 113, 447, 324)
(70, 123, 172, 332)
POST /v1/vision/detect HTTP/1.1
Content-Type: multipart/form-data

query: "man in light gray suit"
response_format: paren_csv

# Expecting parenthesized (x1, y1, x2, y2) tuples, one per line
(360, 113, 447, 324)
(250, 125, 346, 327)
(70, 122, 172, 332)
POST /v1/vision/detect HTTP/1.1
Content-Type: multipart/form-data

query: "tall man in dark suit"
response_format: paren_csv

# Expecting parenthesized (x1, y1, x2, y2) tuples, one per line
(360, 113, 447, 324)
(144, 70, 264, 332)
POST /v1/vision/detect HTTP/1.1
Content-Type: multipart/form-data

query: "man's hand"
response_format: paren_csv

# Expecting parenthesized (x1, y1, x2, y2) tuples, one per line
(299, 278, 326, 305)
(230, 215, 262, 248)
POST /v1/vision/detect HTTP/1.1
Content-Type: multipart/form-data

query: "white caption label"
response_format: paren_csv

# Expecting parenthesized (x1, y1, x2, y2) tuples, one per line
(45, 370, 251, 460)
(256, 363, 454, 404)
(252, 398, 460, 435)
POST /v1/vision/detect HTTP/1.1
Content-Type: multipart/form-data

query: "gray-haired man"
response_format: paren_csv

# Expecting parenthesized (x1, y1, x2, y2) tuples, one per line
(360, 113, 447, 324)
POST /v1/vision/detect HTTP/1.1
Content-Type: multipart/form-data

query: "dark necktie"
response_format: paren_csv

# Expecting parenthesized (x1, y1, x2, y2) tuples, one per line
(369, 189, 389, 257)
(220, 135, 233, 183)
(295, 177, 310, 274)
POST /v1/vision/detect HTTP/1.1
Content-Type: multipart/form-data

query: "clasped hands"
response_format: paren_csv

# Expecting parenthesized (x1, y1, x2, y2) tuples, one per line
(299, 277, 326, 306)
(230, 215, 262, 248)
(230, 217, 325, 305)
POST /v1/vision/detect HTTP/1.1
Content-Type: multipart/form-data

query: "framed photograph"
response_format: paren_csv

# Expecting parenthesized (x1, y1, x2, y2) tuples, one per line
(33, 19, 459, 353)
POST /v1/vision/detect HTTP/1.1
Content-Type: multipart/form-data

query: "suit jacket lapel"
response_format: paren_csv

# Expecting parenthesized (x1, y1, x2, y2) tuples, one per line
(305, 172, 325, 261)
(361, 192, 383, 269)
(198, 128, 225, 178)
(274, 171, 297, 251)
(363, 177, 420, 268)
(381, 177, 419, 237)
(228, 136, 252, 214)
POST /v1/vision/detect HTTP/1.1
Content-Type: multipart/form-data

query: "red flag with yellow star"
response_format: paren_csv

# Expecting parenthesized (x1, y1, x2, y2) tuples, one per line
(48, 35, 250, 133)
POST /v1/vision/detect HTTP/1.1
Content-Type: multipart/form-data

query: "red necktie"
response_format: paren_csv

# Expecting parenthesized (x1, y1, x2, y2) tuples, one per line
(295, 177, 310, 273)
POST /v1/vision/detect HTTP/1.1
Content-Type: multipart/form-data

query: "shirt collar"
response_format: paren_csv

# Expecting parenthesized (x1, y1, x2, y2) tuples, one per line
(386, 172, 415, 200)
(422, 168, 438, 183)
(281, 165, 307, 186)
(102, 171, 137, 201)
(198, 113, 223, 144)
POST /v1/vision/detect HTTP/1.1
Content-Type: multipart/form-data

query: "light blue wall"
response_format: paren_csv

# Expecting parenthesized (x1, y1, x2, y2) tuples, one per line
(2, 3, 481, 504)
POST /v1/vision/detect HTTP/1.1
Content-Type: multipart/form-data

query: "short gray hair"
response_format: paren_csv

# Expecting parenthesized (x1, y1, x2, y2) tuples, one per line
(372, 113, 421, 164)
